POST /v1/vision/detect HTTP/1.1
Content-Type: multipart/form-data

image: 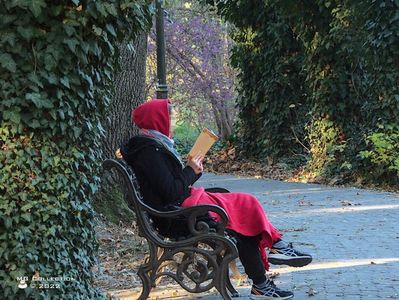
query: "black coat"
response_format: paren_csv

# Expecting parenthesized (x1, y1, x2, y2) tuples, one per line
(121, 136, 202, 236)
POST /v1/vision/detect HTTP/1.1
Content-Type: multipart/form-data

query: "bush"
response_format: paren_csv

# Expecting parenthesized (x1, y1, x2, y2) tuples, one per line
(359, 124, 399, 185)
(174, 121, 200, 156)
(208, 0, 399, 186)
(0, 1, 152, 298)
(305, 117, 346, 178)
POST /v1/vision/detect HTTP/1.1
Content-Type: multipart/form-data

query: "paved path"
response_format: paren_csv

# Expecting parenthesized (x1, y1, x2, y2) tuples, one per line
(112, 173, 399, 300)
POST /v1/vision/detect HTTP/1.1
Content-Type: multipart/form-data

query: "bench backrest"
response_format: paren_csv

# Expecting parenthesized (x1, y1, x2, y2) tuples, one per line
(103, 159, 168, 244)
(103, 159, 232, 247)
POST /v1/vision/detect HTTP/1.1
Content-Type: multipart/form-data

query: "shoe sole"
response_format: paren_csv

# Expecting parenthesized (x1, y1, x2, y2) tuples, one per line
(250, 294, 294, 300)
(268, 255, 312, 267)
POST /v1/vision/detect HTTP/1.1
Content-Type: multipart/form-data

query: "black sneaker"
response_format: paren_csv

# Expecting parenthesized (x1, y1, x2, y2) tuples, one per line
(250, 279, 294, 299)
(268, 242, 312, 267)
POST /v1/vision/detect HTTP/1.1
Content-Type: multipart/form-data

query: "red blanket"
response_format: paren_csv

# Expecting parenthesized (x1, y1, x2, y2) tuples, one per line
(182, 187, 281, 270)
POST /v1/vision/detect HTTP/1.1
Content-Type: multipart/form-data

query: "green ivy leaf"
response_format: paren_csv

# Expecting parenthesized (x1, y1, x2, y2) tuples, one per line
(4, 218, 12, 229)
(21, 202, 35, 212)
(60, 77, 70, 88)
(44, 54, 57, 71)
(29, 0, 46, 18)
(26, 93, 54, 109)
(3, 110, 21, 124)
(21, 214, 32, 222)
(0, 53, 17, 72)
(72, 127, 82, 139)
(105, 24, 117, 37)
(96, 2, 108, 17)
(93, 26, 102, 36)
(1, 32, 16, 47)
(30, 119, 41, 128)
(17, 26, 35, 40)
(105, 4, 118, 16)
(1, 14, 18, 25)
(47, 72, 58, 84)
(64, 39, 80, 53)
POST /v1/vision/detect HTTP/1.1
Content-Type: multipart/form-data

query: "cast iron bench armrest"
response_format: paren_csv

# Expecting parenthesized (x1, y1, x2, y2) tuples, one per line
(139, 203, 228, 236)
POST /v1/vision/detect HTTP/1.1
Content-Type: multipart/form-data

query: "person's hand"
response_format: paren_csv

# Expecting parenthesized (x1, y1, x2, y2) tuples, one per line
(187, 154, 204, 175)
(115, 148, 123, 159)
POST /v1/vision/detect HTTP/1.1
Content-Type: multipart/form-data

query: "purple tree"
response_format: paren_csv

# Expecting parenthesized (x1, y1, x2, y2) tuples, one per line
(146, 1, 237, 139)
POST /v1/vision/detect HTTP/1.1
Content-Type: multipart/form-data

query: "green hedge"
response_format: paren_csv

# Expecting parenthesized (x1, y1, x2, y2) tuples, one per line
(208, 0, 399, 185)
(0, 1, 152, 298)
(229, 1, 308, 159)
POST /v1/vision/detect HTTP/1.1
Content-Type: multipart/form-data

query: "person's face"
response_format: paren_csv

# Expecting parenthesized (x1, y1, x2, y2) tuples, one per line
(169, 107, 177, 137)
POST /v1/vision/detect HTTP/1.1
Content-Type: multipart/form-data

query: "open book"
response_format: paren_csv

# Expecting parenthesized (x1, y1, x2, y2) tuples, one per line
(188, 128, 219, 159)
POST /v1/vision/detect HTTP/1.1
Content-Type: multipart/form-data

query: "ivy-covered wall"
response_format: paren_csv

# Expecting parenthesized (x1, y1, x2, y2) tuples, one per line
(209, 0, 399, 185)
(229, 0, 308, 159)
(0, 1, 152, 298)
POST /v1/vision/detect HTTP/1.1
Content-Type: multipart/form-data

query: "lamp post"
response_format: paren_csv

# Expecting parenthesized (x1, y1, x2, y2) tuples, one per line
(155, 0, 168, 99)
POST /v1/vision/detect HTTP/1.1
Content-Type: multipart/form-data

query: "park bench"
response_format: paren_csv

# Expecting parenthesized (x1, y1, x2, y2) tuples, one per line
(103, 159, 239, 300)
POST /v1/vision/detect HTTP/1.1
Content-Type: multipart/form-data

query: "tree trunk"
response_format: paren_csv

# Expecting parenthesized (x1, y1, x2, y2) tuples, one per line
(102, 34, 148, 159)
(207, 91, 233, 140)
(95, 33, 147, 223)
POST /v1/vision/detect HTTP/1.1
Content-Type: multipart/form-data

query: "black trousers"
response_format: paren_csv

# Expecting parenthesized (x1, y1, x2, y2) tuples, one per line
(227, 229, 267, 285)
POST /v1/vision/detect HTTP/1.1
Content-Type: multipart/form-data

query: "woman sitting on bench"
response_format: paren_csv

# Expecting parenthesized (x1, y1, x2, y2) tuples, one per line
(121, 99, 312, 300)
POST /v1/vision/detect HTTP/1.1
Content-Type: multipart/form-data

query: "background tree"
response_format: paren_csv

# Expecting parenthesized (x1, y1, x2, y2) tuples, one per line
(95, 34, 148, 223)
(102, 34, 148, 159)
(208, 0, 399, 185)
(147, 1, 237, 140)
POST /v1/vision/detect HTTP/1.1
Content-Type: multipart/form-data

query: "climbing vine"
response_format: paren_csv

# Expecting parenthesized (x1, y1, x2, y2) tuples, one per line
(207, 0, 399, 185)
(0, 1, 152, 298)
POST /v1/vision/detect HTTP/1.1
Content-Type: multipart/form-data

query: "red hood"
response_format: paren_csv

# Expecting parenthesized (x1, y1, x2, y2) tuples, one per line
(132, 99, 171, 137)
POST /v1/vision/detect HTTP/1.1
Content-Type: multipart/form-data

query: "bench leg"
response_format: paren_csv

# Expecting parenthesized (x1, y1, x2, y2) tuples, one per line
(216, 262, 232, 300)
(137, 242, 158, 300)
(154, 247, 164, 286)
(226, 267, 240, 297)
(137, 266, 151, 300)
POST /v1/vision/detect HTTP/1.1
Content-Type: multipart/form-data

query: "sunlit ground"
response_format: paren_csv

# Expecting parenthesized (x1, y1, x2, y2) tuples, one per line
(275, 257, 399, 274)
(281, 203, 399, 217)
